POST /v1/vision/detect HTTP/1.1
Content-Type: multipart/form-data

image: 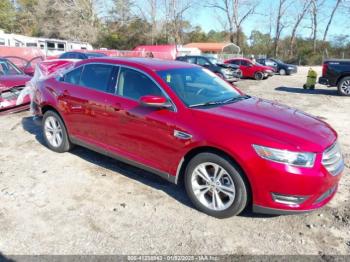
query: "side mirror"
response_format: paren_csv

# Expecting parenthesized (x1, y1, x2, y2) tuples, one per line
(139, 95, 172, 109)
(203, 63, 210, 68)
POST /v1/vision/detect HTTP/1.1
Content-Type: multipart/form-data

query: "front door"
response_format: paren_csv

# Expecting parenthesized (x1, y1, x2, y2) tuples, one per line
(105, 67, 182, 173)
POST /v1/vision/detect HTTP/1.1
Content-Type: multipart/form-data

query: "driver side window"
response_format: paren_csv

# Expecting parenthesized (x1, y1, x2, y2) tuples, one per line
(116, 67, 163, 101)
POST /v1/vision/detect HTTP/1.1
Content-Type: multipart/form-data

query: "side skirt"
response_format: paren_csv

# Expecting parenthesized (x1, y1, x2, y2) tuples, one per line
(70, 137, 177, 184)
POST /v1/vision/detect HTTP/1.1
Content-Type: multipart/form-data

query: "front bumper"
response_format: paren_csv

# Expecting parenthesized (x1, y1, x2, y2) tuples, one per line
(248, 151, 343, 215)
(286, 67, 298, 74)
(265, 71, 274, 76)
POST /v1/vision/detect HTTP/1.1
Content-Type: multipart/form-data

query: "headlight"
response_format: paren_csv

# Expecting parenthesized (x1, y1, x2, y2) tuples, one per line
(253, 145, 316, 168)
(288, 66, 294, 69)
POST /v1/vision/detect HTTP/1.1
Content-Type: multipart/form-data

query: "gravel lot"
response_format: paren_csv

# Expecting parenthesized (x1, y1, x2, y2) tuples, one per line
(0, 66, 349, 255)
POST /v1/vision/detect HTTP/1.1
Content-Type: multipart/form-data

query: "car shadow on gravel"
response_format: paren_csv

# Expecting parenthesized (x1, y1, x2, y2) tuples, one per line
(21, 115, 279, 219)
(275, 86, 339, 96)
(21, 116, 193, 209)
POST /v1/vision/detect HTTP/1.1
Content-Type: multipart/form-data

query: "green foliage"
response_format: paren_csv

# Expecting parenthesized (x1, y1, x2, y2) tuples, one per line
(0, 0, 16, 32)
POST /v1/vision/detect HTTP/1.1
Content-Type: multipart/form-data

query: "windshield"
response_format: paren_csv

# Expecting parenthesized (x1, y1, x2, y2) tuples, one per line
(0, 59, 23, 76)
(272, 59, 283, 64)
(157, 67, 242, 108)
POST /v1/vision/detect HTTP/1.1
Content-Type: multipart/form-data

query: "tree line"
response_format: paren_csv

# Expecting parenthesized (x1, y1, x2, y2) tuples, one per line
(0, 0, 348, 64)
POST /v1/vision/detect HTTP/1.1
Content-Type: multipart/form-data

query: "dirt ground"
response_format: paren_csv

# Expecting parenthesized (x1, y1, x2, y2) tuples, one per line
(0, 66, 349, 255)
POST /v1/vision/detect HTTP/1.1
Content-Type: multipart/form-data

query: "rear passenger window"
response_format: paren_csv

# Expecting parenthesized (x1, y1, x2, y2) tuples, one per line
(64, 67, 83, 85)
(80, 64, 115, 92)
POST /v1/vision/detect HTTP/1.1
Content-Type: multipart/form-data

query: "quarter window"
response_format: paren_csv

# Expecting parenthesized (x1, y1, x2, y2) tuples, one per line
(117, 67, 163, 100)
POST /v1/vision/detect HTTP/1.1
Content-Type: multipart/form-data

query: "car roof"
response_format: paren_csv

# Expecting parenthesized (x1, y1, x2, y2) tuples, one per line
(83, 57, 196, 71)
(229, 57, 250, 61)
(178, 55, 213, 58)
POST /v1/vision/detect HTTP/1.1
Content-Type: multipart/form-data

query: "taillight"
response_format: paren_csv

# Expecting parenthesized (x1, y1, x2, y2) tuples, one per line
(322, 63, 328, 76)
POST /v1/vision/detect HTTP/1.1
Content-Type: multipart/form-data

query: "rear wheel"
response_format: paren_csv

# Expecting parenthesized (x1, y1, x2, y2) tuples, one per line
(42, 110, 73, 153)
(337, 77, 350, 96)
(185, 152, 249, 218)
(254, 71, 264, 80)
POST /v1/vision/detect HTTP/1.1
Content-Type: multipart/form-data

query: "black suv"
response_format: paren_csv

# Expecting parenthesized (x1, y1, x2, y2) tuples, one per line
(176, 55, 241, 82)
(257, 58, 297, 75)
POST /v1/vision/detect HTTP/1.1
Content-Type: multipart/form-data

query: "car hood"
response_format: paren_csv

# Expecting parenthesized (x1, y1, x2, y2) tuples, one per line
(0, 75, 31, 91)
(193, 97, 336, 152)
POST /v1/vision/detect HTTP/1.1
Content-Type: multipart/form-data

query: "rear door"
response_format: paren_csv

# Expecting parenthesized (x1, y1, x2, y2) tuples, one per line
(58, 63, 118, 143)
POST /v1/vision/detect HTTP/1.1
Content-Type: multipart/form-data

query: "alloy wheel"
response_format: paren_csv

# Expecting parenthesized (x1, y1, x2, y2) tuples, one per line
(341, 80, 350, 95)
(191, 162, 236, 211)
(44, 116, 63, 148)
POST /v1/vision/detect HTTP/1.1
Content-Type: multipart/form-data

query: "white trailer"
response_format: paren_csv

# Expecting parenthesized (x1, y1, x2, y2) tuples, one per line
(0, 30, 92, 56)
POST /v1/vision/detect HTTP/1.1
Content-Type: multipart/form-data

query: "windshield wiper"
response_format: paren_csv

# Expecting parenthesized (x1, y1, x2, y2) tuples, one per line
(189, 95, 250, 108)
(220, 95, 251, 104)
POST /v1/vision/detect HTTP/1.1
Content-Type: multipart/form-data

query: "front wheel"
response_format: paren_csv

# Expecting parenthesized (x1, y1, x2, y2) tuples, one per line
(42, 110, 73, 153)
(279, 69, 286, 75)
(254, 71, 264, 80)
(337, 76, 350, 96)
(185, 153, 249, 218)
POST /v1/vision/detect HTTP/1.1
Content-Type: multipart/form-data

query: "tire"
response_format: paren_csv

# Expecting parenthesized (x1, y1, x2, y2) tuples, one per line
(279, 69, 286, 75)
(42, 110, 73, 153)
(236, 69, 243, 79)
(184, 152, 249, 218)
(254, 71, 264, 80)
(337, 76, 350, 96)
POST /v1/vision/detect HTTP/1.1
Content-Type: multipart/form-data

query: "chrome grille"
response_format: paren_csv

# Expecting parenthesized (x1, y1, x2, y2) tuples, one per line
(322, 142, 344, 176)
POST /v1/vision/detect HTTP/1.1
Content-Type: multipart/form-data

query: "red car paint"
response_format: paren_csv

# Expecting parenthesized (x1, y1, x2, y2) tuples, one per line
(33, 58, 343, 214)
(225, 58, 275, 79)
(0, 59, 31, 114)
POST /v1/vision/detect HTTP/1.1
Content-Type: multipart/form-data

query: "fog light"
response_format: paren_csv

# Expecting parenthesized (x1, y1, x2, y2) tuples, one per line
(314, 186, 336, 204)
(272, 193, 309, 205)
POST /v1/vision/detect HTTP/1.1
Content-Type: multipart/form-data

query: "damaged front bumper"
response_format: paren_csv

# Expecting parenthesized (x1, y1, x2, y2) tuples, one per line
(0, 87, 30, 115)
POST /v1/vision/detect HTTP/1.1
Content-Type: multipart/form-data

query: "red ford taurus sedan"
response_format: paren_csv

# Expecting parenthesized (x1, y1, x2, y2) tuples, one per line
(32, 58, 344, 218)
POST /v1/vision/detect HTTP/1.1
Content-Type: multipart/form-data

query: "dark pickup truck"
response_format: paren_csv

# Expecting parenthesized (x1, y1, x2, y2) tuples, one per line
(319, 59, 350, 96)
